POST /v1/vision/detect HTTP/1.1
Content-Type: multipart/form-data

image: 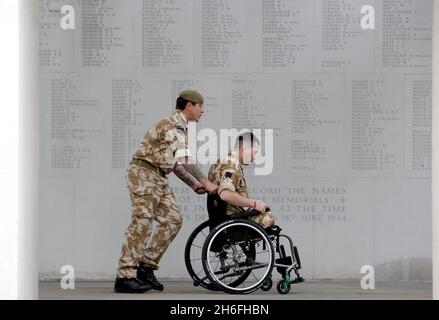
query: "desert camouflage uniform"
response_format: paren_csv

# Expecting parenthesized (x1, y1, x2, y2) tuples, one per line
(117, 110, 190, 278)
(208, 151, 275, 229)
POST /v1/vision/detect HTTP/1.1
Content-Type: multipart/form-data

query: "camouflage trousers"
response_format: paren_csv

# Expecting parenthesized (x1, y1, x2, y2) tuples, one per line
(226, 209, 275, 229)
(117, 165, 182, 278)
(248, 210, 276, 229)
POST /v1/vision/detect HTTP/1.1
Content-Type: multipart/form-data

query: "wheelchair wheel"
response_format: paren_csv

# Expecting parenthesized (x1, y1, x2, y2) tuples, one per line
(184, 221, 219, 291)
(277, 279, 291, 294)
(202, 219, 274, 294)
(185, 221, 254, 291)
(260, 276, 273, 291)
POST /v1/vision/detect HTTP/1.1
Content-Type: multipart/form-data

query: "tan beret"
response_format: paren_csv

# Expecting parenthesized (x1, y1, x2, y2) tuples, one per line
(179, 90, 204, 104)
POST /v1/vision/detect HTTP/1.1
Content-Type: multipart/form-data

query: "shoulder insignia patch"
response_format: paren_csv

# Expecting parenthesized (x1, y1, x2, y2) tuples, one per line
(175, 125, 185, 133)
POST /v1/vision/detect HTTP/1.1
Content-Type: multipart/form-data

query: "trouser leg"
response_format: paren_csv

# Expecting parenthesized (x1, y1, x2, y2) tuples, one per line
(117, 191, 159, 278)
(142, 186, 182, 270)
(250, 210, 276, 229)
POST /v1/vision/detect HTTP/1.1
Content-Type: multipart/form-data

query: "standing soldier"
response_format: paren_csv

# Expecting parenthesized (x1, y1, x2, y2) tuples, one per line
(115, 90, 218, 293)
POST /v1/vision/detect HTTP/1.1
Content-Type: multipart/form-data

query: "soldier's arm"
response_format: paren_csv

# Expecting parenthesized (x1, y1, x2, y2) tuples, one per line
(166, 126, 216, 193)
(173, 163, 204, 191)
(177, 156, 218, 193)
(218, 189, 254, 207)
(215, 164, 267, 212)
(219, 188, 267, 212)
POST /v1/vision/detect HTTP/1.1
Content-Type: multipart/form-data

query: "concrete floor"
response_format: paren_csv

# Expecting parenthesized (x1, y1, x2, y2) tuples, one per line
(39, 280, 432, 300)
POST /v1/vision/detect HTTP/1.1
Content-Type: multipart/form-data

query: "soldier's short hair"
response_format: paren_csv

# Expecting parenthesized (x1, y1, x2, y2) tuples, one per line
(176, 96, 190, 110)
(235, 132, 260, 150)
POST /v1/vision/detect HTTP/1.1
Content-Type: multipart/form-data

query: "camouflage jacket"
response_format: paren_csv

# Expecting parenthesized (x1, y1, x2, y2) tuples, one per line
(132, 110, 190, 174)
(208, 151, 248, 214)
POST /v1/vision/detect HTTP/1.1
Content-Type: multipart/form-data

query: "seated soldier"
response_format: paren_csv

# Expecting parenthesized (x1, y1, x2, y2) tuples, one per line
(208, 131, 275, 229)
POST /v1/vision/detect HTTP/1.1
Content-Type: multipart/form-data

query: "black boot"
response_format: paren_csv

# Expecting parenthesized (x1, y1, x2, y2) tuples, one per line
(137, 264, 164, 291)
(114, 277, 152, 293)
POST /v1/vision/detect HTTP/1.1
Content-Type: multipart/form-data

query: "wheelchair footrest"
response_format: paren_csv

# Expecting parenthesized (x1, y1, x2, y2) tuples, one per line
(294, 246, 302, 269)
(275, 256, 293, 277)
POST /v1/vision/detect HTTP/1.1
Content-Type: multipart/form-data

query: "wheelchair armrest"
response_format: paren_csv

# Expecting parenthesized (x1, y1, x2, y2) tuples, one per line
(230, 209, 261, 219)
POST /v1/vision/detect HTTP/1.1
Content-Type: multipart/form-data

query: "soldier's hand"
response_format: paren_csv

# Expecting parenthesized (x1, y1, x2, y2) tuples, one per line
(194, 187, 207, 194)
(253, 199, 267, 213)
(205, 181, 218, 194)
(192, 182, 206, 195)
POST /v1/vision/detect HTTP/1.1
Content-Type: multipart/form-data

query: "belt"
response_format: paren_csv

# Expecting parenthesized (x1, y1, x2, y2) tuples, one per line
(130, 158, 166, 178)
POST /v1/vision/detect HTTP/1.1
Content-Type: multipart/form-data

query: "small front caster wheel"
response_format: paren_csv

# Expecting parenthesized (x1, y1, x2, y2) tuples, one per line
(277, 280, 291, 294)
(261, 277, 273, 291)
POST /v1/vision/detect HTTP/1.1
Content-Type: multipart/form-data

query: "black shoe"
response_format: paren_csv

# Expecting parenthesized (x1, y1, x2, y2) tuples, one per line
(137, 265, 164, 291)
(114, 277, 152, 293)
(291, 276, 305, 284)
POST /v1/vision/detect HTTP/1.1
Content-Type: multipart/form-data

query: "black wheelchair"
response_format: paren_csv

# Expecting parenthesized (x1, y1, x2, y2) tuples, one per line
(184, 194, 304, 294)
